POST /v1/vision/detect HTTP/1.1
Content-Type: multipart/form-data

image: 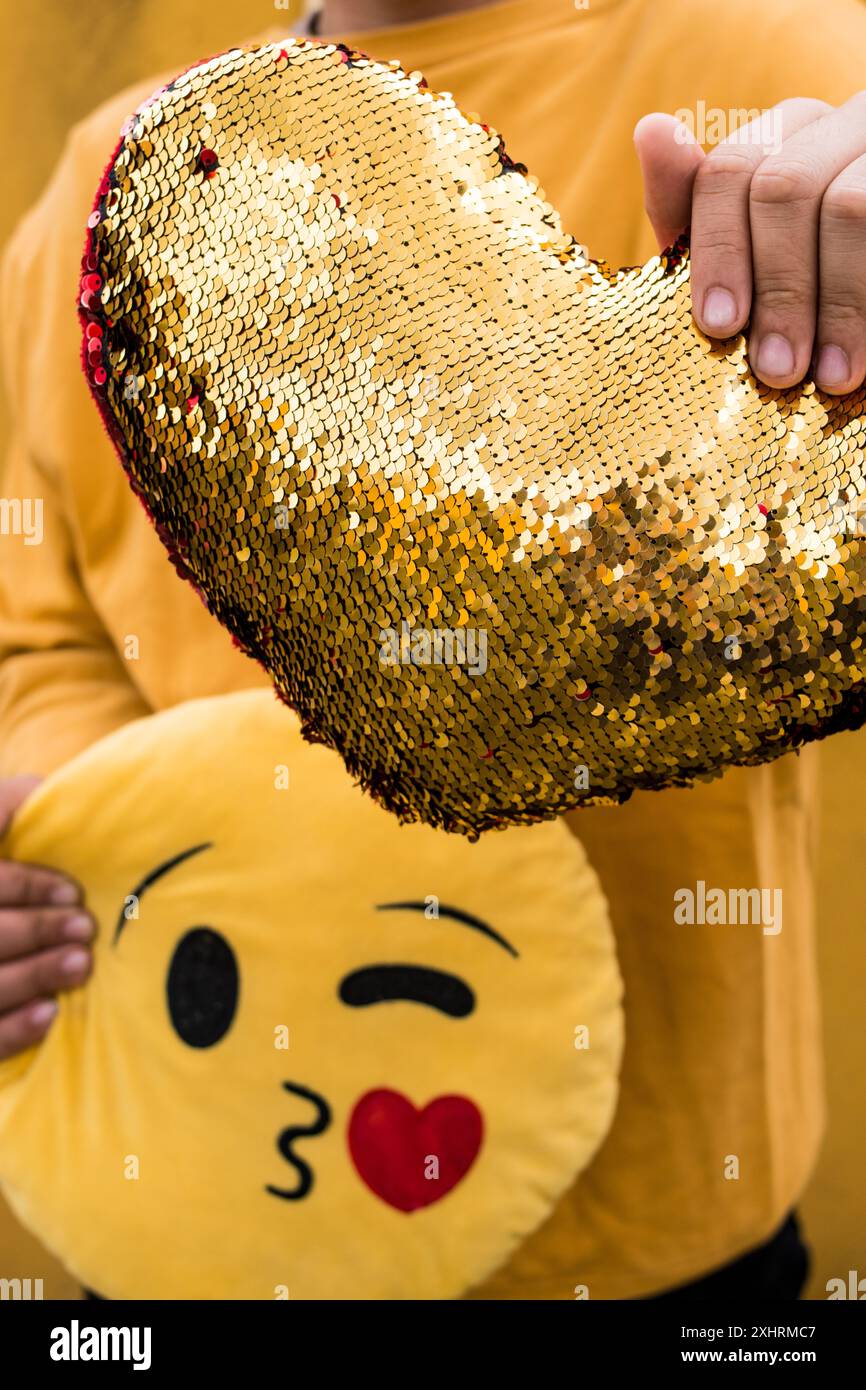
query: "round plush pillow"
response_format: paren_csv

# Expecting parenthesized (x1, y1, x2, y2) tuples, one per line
(0, 692, 622, 1300)
(80, 38, 866, 836)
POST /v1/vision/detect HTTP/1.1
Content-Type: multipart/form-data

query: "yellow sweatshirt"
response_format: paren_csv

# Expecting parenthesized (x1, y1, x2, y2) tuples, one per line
(3, 0, 866, 1298)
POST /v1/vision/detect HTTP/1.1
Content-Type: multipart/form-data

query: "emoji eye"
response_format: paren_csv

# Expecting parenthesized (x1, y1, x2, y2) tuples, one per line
(339, 965, 475, 1017)
(166, 927, 239, 1048)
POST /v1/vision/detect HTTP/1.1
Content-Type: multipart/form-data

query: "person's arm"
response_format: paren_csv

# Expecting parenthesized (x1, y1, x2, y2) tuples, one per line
(0, 102, 156, 777)
(0, 116, 152, 1057)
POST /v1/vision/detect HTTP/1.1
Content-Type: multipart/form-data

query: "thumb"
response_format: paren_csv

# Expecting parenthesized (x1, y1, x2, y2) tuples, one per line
(0, 775, 42, 835)
(633, 112, 704, 251)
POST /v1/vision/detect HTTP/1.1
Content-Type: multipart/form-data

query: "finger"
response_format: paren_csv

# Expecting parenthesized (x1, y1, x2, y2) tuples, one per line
(0, 906, 95, 962)
(749, 95, 866, 386)
(0, 858, 83, 909)
(691, 98, 830, 342)
(0, 943, 91, 1013)
(0, 998, 58, 1061)
(0, 775, 41, 834)
(815, 150, 866, 393)
(634, 112, 705, 251)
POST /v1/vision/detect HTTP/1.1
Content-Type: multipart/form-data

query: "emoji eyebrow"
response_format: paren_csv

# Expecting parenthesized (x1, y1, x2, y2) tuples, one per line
(374, 901, 519, 958)
(114, 842, 213, 944)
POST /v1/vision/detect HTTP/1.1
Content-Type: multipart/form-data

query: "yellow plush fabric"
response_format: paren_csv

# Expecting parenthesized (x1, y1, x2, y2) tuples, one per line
(0, 690, 622, 1300)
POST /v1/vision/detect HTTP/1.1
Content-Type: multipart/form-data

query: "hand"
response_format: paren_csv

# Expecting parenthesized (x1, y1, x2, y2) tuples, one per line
(634, 95, 866, 393)
(0, 776, 93, 1060)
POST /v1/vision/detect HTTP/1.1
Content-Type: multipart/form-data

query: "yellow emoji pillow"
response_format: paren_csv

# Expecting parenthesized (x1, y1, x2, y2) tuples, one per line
(0, 691, 622, 1300)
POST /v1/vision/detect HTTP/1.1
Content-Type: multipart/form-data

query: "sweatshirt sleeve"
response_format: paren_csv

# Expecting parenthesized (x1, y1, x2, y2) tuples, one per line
(0, 118, 152, 778)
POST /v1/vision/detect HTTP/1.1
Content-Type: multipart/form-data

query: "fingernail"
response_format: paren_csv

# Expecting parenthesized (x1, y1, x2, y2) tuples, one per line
(62, 913, 94, 942)
(816, 344, 850, 390)
(50, 880, 80, 906)
(755, 333, 795, 380)
(30, 1000, 57, 1029)
(702, 287, 738, 334)
(60, 947, 90, 977)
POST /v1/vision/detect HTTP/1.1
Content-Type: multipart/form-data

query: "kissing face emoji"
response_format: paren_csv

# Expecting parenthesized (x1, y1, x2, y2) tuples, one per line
(0, 692, 622, 1300)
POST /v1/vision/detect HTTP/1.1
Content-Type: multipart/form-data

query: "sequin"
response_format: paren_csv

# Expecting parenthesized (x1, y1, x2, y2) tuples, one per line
(79, 39, 866, 836)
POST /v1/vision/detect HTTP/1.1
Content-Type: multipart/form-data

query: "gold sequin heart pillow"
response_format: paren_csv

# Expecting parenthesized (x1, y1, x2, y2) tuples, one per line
(80, 38, 866, 836)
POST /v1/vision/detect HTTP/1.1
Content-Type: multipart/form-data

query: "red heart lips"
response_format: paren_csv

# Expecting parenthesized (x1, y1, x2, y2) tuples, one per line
(348, 1089, 483, 1212)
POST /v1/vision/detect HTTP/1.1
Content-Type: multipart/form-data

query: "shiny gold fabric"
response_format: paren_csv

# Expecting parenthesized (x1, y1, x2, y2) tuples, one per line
(80, 38, 866, 835)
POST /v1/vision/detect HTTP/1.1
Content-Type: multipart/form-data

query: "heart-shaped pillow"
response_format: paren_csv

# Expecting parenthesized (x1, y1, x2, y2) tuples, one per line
(80, 38, 866, 836)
